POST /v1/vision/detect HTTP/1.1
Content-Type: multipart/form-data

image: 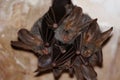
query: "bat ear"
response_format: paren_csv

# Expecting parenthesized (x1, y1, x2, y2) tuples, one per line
(96, 27, 113, 47)
(84, 19, 98, 42)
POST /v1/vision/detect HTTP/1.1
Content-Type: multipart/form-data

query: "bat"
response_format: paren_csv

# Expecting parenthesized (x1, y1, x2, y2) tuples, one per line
(81, 19, 113, 67)
(11, 29, 49, 56)
(54, 6, 93, 44)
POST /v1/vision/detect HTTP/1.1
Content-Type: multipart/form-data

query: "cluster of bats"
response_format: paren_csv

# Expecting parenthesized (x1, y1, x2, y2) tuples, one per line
(11, 0, 113, 80)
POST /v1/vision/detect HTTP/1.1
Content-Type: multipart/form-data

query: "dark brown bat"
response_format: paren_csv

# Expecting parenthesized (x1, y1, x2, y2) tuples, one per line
(11, 29, 49, 56)
(81, 20, 113, 67)
(55, 6, 92, 44)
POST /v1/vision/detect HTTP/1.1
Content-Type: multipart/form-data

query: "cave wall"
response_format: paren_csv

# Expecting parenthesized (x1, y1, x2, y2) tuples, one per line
(0, 0, 120, 80)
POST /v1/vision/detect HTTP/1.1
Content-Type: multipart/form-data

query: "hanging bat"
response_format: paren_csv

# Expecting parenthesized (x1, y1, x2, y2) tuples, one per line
(55, 6, 92, 44)
(81, 19, 113, 67)
(31, 0, 74, 47)
(11, 29, 49, 56)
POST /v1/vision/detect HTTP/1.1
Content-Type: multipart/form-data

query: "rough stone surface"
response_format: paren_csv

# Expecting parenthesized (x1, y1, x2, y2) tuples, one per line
(0, 0, 120, 80)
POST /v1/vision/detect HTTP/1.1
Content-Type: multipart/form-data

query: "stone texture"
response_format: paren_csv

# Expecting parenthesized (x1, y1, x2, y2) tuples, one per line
(0, 0, 120, 80)
(109, 37, 120, 80)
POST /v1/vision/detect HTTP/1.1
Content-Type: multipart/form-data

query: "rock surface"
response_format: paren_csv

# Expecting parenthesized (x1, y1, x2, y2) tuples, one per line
(0, 0, 120, 80)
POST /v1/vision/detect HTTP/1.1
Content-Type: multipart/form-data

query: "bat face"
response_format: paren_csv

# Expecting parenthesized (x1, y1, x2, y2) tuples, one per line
(80, 27, 113, 68)
(81, 43, 98, 57)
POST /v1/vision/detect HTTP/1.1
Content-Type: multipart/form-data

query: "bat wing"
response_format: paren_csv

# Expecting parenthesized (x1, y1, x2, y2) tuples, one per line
(73, 57, 85, 80)
(96, 49, 103, 67)
(81, 65, 97, 80)
(52, 44, 75, 67)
